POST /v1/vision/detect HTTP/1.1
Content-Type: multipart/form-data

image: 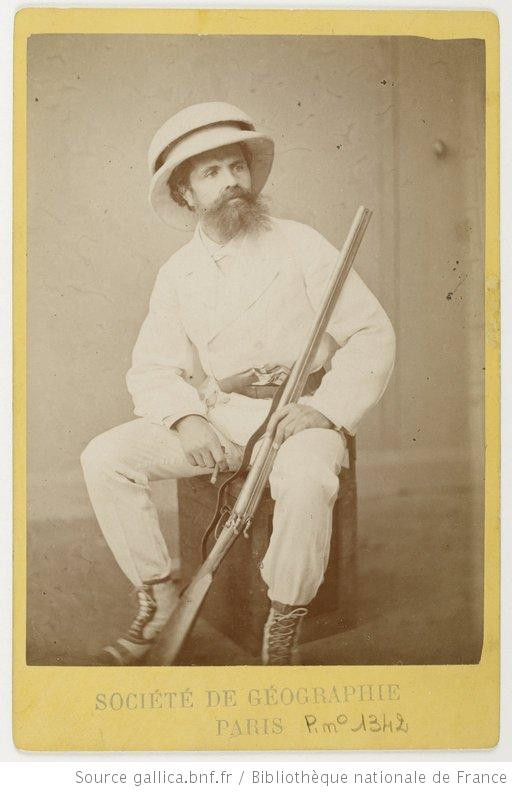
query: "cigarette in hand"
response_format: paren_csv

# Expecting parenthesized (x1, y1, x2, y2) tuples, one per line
(210, 463, 219, 485)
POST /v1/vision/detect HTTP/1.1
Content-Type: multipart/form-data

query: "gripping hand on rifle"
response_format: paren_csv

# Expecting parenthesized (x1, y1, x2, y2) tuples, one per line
(266, 404, 334, 448)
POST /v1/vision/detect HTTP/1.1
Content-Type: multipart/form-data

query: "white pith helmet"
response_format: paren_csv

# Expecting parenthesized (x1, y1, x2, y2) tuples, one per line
(148, 101, 274, 230)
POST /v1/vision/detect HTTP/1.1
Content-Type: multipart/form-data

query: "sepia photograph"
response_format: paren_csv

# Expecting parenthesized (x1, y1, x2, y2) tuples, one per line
(25, 31, 485, 671)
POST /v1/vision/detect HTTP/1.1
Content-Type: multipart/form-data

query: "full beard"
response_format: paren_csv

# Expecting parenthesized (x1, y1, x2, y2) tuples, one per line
(200, 187, 271, 240)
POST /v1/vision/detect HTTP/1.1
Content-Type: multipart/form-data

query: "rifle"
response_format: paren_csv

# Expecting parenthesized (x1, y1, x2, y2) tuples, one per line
(149, 205, 372, 665)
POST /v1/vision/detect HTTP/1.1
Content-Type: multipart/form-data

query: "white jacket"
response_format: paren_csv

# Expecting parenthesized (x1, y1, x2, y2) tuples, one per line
(127, 217, 395, 436)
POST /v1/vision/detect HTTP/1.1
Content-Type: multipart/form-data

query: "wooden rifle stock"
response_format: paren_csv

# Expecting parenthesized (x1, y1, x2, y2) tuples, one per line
(149, 205, 372, 665)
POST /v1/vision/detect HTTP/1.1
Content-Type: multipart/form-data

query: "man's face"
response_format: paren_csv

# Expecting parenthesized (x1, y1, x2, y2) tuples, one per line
(178, 142, 270, 239)
(182, 143, 252, 213)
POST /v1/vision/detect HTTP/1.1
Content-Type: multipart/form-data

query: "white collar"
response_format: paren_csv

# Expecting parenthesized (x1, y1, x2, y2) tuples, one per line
(197, 223, 246, 261)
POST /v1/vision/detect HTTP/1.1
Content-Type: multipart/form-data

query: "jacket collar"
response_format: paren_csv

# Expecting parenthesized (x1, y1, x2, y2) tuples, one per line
(197, 223, 246, 262)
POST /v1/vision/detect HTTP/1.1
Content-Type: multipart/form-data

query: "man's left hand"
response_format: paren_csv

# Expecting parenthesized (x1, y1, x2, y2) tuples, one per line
(266, 404, 334, 447)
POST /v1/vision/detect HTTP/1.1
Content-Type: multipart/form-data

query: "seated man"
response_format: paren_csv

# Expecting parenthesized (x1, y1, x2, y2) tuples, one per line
(81, 101, 396, 666)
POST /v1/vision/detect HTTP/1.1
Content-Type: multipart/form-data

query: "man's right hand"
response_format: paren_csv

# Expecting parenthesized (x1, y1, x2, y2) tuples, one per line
(174, 415, 229, 471)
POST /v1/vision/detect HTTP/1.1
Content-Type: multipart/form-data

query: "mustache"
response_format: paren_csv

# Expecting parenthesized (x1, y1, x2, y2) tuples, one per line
(212, 185, 254, 210)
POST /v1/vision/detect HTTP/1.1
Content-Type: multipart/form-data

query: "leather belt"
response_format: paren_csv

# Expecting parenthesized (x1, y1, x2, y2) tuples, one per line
(217, 366, 325, 400)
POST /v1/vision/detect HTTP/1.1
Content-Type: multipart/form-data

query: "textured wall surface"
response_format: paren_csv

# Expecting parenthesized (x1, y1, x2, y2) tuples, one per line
(27, 34, 484, 515)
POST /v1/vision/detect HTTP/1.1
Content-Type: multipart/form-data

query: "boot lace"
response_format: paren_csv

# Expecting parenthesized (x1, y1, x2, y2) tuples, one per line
(126, 585, 157, 641)
(267, 607, 308, 665)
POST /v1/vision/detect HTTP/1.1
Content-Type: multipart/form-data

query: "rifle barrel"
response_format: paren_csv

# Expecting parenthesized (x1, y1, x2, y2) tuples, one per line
(233, 205, 372, 523)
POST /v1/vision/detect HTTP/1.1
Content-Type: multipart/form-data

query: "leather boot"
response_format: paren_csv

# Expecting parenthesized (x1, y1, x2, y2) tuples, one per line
(96, 578, 180, 665)
(261, 604, 308, 665)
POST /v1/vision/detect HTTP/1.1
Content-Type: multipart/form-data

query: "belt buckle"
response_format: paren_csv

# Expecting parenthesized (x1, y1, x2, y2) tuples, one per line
(252, 365, 289, 387)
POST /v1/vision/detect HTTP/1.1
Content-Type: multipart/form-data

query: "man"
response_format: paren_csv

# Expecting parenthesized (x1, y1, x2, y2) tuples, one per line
(81, 101, 395, 666)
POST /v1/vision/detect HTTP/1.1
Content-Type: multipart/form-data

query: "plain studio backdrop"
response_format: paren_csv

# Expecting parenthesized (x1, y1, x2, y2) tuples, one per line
(26, 34, 485, 665)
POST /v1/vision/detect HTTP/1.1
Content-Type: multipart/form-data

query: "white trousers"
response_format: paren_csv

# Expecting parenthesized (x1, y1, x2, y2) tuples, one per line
(81, 404, 346, 606)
